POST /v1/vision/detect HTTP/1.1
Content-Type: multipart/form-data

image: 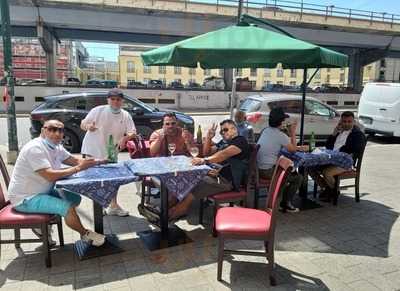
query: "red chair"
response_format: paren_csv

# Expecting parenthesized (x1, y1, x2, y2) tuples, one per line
(198, 144, 260, 233)
(0, 154, 10, 188)
(215, 156, 293, 284)
(0, 158, 64, 268)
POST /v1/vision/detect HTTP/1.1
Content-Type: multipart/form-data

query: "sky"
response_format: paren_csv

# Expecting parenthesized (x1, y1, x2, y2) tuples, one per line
(82, 0, 400, 61)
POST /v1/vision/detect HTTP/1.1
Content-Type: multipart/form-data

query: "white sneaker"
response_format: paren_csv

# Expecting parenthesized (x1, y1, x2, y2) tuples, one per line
(32, 227, 57, 246)
(81, 230, 106, 247)
(105, 206, 129, 217)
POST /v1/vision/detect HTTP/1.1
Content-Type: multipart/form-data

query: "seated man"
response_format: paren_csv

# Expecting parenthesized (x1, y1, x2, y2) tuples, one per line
(169, 119, 250, 220)
(234, 110, 254, 142)
(7, 120, 106, 246)
(312, 111, 366, 201)
(257, 107, 308, 212)
(149, 112, 194, 157)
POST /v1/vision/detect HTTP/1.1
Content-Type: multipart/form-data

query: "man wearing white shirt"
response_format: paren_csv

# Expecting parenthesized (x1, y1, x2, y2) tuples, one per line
(8, 120, 106, 246)
(313, 111, 366, 201)
(81, 89, 136, 216)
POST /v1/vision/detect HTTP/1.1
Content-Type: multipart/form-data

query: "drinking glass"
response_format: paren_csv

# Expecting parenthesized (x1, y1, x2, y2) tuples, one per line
(190, 147, 199, 158)
(168, 143, 176, 156)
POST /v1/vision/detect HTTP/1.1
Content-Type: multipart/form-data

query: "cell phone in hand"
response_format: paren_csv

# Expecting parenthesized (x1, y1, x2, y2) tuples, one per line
(209, 163, 224, 170)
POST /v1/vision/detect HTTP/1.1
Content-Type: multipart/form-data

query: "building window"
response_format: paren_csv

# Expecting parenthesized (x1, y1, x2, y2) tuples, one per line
(290, 69, 296, 78)
(340, 73, 345, 82)
(263, 80, 272, 86)
(127, 61, 135, 73)
(289, 81, 296, 86)
(204, 69, 211, 76)
(380, 59, 386, 68)
(264, 68, 271, 77)
(174, 66, 181, 75)
(189, 68, 196, 75)
(143, 65, 151, 74)
(276, 68, 284, 78)
(174, 78, 181, 83)
(236, 68, 242, 77)
(159, 66, 166, 74)
(277, 81, 283, 85)
(250, 68, 257, 77)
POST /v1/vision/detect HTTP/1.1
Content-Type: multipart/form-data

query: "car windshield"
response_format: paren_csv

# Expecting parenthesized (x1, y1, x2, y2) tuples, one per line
(240, 99, 262, 112)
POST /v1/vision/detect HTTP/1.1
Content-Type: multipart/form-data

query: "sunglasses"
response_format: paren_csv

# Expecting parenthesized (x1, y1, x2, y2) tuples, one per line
(44, 126, 65, 133)
(164, 122, 177, 126)
(220, 128, 229, 134)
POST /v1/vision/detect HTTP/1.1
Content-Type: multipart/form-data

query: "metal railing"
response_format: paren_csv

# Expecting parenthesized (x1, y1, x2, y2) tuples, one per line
(84, 0, 400, 27)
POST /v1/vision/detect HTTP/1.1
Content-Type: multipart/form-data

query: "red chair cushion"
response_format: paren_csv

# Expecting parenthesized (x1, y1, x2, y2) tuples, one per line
(216, 207, 271, 236)
(0, 205, 53, 225)
(210, 190, 247, 201)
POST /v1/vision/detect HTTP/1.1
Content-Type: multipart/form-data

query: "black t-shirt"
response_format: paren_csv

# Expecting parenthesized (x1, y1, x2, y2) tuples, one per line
(216, 135, 250, 183)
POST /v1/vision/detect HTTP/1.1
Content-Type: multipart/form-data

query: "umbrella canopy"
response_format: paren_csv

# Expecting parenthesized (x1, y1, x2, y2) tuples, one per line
(141, 23, 348, 69)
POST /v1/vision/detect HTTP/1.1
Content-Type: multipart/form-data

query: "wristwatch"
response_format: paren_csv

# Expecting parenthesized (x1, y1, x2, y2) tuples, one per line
(203, 157, 211, 164)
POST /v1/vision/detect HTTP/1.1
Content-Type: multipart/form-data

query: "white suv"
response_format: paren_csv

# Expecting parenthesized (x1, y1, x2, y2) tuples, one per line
(239, 94, 340, 141)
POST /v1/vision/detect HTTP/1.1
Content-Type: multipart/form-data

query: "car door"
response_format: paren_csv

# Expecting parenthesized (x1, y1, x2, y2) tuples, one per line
(305, 99, 338, 138)
(122, 97, 155, 138)
(267, 99, 303, 134)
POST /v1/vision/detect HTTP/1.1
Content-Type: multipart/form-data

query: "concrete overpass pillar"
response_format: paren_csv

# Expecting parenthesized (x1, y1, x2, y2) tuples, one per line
(348, 50, 364, 92)
(37, 17, 57, 85)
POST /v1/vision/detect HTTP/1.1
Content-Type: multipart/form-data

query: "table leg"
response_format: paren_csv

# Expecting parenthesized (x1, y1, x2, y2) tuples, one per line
(73, 200, 123, 260)
(298, 168, 322, 210)
(138, 180, 192, 251)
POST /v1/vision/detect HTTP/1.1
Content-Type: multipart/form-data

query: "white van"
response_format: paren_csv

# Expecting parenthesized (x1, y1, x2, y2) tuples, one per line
(358, 83, 400, 137)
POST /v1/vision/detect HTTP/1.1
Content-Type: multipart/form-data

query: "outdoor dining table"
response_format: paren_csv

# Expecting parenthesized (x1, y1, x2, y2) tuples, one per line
(55, 162, 138, 259)
(125, 155, 210, 250)
(280, 148, 353, 209)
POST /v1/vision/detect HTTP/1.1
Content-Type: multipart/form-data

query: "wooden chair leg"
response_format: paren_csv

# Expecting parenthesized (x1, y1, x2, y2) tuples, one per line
(355, 177, 360, 202)
(313, 181, 318, 199)
(266, 241, 276, 286)
(217, 236, 224, 281)
(333, 177, 340, 206)
(198, 198, 204, 225)
(56, 217, 64, 247)
(42, 224, 51, 268)
(14, 228, 21, 249)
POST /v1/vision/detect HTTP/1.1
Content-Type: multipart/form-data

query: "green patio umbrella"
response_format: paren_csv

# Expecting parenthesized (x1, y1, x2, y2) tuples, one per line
(141, 16, 348, 143)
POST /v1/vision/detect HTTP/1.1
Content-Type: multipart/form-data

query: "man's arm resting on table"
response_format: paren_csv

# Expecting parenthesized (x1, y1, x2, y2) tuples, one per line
(36, 166, 80, 183)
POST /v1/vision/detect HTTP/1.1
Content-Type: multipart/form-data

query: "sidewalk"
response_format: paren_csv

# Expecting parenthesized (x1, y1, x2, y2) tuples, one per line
(0, 142, 400, 290)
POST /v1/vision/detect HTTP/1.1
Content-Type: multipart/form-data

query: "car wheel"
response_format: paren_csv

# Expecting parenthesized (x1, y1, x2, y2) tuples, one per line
(63, 129, 80, 153)
(136, 126, 154, 140)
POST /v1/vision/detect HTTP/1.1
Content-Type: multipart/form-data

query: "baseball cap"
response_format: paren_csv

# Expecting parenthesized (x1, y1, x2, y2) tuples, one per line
(269, 107, 290, 124)
(107, 88, 123, 98)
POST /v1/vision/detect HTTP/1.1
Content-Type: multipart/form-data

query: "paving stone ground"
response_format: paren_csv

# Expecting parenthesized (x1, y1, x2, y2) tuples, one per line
(1, 136, 400, 291)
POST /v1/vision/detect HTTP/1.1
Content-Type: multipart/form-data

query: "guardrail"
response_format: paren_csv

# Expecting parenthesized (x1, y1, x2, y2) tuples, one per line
(57, 0, 400, 27)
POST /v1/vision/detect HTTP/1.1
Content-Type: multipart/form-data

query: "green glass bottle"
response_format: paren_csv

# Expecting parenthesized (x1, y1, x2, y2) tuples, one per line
(196, 125, 203, 144)
(107, 134, 117, 163)
(309, 131, 316, 152)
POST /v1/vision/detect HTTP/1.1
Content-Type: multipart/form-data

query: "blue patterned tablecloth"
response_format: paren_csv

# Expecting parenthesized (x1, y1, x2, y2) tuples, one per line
(280, 148, 353, 170)
(126, 155, 211, 201)
(55, 163, 139, 207)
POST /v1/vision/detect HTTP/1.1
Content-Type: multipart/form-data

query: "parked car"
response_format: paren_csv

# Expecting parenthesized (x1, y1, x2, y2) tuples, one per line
(30, 92, 195, 153)
(203, 76, 225, 90)
(86, 79, 104, 88)
(239, 94, 340, 141)
(102, 80, 118, 88)
(19, 79, 47, 86)
(147, 80, 164, 88)
(185, 81, 201, 89)
(236, 77, 253, 91)
(64, 77, 81, 86)
(261, 83, 285, 92)
(313, 84, 340, 93)
(358, 82, 400, 137)
(169, 81, 184, 89)
(127, 81, 146, 88)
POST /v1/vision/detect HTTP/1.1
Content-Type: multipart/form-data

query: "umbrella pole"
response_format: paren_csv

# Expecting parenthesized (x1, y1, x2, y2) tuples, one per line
(230, 69, 237, 119)
(300, 68, 307, 145)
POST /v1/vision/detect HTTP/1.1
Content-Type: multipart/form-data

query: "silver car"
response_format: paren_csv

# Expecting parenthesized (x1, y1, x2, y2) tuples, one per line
(239, 94, 340, 141)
